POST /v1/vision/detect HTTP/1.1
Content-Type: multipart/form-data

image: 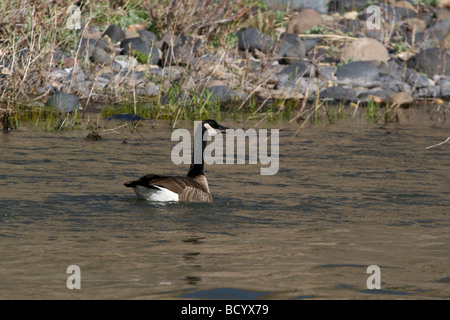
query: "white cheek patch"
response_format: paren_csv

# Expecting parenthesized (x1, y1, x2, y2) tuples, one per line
(204, 123, 219, 137)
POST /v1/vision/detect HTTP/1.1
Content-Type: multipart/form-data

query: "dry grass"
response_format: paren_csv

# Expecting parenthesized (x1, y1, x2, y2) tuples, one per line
(0, 1, 279, 107)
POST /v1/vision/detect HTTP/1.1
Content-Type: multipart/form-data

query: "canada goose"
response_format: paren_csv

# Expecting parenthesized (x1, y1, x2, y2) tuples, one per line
(124, 119, 228, 202)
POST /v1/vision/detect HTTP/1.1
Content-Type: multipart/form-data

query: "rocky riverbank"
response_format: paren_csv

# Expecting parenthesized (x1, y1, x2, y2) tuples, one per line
(1, 0, 449, 118)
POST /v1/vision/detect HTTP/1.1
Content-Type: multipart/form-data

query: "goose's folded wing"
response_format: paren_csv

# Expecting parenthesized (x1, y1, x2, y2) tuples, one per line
(124, 174, 209, 195)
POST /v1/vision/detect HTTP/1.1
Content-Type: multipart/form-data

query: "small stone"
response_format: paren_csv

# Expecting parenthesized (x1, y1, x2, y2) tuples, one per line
(403, 18, 427, 32)
(394, 1, 417, 19)
(126, 23, 147, 31)
(72, 80, 91, 97)
(62, 57, 77, 69)
(68, 70, 85, 84)
(435, 8, 450, 20)
(344, 11, 358, 20)
(441, 0, 450, 7)
(91, 47, 113, 64)
(114, 55, 139, 68)
(340, 38, 389, 66)
(387, 92, 414, 106)
(93, 75, 110, 90)
(86, 131, 102, 141)
(124, 30, 140, 39)
(47, 69, 70, 81)
(286, 9, 324, 34)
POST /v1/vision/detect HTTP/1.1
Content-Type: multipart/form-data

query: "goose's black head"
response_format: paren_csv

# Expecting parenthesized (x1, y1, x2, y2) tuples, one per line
(201, 119, 228, 137)
(188, 120, 229, 178)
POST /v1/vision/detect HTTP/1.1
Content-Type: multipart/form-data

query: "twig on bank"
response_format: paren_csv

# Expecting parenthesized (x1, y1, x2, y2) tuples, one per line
(236, 77, 270, 111)
(101, 123, 129, 134)
(297, 34, 355, 40)
(425, 136, 450, 150)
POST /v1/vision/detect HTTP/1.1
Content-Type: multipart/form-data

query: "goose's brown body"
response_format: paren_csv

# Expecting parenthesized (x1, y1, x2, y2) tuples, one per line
(124, 174, 212, 202)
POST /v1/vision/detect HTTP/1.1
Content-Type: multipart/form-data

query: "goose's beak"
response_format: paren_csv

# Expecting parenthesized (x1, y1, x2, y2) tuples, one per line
(217, 124, 228, 133)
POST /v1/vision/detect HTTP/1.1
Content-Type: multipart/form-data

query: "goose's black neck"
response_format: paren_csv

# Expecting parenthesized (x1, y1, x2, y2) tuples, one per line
(187, 126, 206, 178)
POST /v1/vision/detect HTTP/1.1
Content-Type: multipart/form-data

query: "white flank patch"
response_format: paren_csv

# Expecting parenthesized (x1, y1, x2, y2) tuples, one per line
(134, 185, 179, 202)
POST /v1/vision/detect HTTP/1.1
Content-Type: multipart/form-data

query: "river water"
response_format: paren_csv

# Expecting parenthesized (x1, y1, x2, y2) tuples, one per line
(0, 107, 449, 299)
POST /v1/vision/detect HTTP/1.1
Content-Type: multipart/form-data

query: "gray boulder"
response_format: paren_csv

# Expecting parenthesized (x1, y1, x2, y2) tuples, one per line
(46, 91, 80, 113)
(206, 85, 245, 104)
(357, 89, 393, 100)
(377, 60, 404, 78)
(137, 29, 158, 44)
(102, 25, 125, 43)
(436, 76, 450, 97)
(413, 86, 441, 98)
(278, 61, 316, 80)
(378, 76, 411, 93)
(412, 18, 450, 49)
(336, 61, 379, 87)
(94, 39, 110, 51)
(320, 86, 358, 102)
(236, 28, 273, 53)
(318, 66, 336, 81)
(407, 48, 450, 77)
(302, 38, 322, 53)
(404, 69, 430, 88)
(276, 34, 306, 64)
(76, 38, 97, 59)
(160, 36, 203, 66)
(121, 37, 161, 65)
